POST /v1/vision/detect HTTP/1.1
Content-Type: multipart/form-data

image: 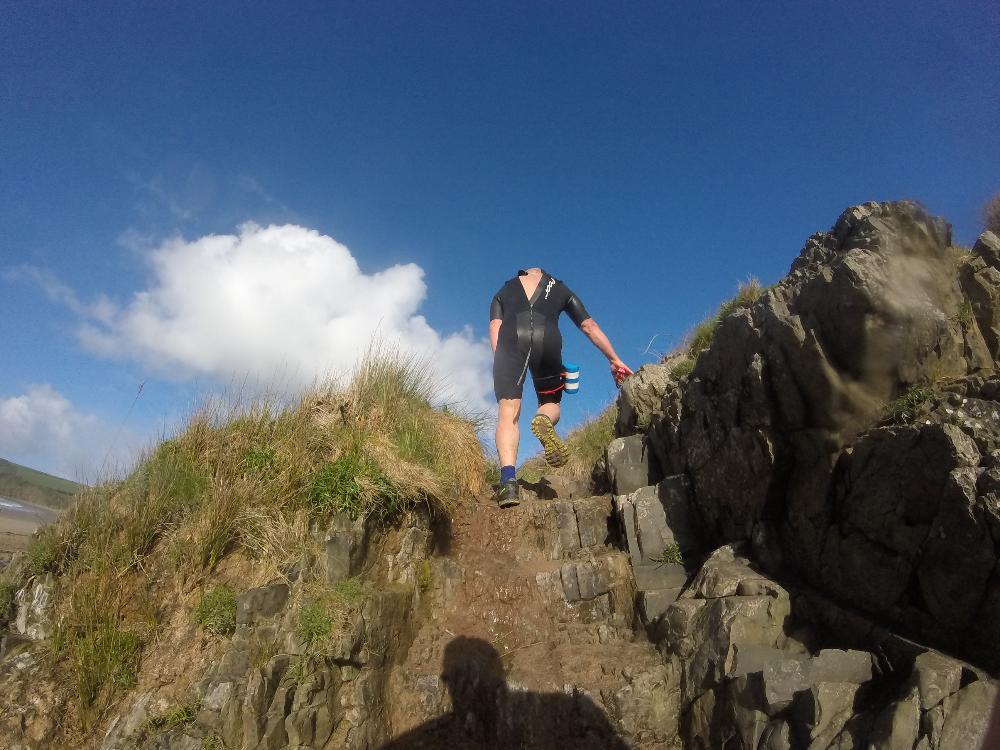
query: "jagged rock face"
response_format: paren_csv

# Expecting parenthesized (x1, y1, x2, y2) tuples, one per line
(645, 201, 1000, 669)
(661, 545, 1000, 749)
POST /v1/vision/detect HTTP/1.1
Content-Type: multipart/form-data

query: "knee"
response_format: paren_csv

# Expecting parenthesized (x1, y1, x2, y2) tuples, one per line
(498, 399, 521, 422)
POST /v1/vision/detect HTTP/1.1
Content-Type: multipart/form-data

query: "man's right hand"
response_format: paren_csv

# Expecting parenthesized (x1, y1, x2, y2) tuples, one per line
(610, 360, 633, 386)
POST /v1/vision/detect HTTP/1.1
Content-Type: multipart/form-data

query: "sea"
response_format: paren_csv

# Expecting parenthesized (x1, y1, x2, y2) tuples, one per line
(0, 496, 59, 522)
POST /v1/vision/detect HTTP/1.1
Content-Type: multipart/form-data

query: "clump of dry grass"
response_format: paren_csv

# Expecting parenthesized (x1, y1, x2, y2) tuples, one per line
(687, 276, 764, 356)
(12, 347, 487, 728)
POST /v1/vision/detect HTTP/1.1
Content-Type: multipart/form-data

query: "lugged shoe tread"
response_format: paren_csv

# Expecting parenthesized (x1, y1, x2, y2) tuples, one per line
(530, 415, 570, 468)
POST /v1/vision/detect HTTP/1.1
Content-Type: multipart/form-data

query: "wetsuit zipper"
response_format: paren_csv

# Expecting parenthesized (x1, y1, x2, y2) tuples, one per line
(517, 301, 533, 386)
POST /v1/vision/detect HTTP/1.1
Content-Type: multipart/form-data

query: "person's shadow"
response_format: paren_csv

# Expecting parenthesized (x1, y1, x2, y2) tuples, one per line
(380, 636, 630, 750)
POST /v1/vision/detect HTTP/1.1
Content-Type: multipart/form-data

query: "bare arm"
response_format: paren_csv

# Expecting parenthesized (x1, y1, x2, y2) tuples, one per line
(579, 318, 632, 377)
(490, 319, 502, 353)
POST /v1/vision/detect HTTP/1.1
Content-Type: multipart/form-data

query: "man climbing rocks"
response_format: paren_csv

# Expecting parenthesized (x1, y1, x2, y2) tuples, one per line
(490, 267, 632, 507)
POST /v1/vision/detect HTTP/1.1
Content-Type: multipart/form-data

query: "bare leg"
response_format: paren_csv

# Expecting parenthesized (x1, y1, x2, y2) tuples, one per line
(536, 402, 561, 426)
(496, 398, 522, 466)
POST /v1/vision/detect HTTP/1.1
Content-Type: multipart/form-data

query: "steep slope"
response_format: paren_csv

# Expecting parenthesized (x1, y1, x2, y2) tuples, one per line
(0, 457, 81, 511)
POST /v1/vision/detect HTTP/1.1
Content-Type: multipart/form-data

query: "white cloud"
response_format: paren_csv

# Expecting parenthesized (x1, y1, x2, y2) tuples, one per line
(70, 223, 494, 412)
(0, 385, 137, 482)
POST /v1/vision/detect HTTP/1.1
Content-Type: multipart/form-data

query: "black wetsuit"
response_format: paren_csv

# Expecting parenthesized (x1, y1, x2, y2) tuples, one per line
(490, 270, 591, 403)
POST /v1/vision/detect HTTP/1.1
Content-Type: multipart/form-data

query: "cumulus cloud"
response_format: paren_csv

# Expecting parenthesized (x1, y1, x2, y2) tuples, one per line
(70, 224, 493, 412)
(0, 385, 137, 481)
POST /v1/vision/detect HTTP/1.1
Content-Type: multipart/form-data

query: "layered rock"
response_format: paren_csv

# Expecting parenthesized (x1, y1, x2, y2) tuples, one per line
(658, 544, 1000, 749)
(639, 202, 1000, 668)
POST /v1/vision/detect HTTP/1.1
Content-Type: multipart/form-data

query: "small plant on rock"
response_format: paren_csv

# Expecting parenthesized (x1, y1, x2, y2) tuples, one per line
(195, 585, 237, 635)
(297, 577, 365, 654)
(670, 359, 694, 380)
(687, 277, 764, 357)
(650, 542, 683, 566)
(142, 699, 200, 734)
(887, 385, 935, 425)
(954, 297, 975, 329)
(417, 560, 433, 593)
(0, 582, 15, 625)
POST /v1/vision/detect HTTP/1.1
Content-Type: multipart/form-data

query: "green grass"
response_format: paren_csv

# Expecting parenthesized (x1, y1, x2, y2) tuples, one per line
(25, 526, 65, 576)
(298, 599, 334, 650)
(297, 577, 365, 653)
(143, 699, 200, 734)
(72, 624, 143, 727)
(2, 349, 489, 732)
(0, 456, 81, 511)
(887, 385, 935, 425)
(669, 358, 695, 380)
(687, 277, 764, 357)
(309, 452, 403, 522)
(195, 585, 238, 635)
(0, 581, 15, 625)
(954, 297, 974, 328)
(203, 735, 227, 750)
(650, 542, 683, 566)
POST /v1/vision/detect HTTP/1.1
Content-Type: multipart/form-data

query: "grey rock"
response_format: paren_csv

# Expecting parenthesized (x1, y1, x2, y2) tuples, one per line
(809, 649, 873, 685)
(14, 574, 54, 640)
(325, 511, 355, 584)
(616, 484, 684, 567)
(869, 689, 920, 750)
(759, 657, 812, 714)
(633, 563, 687, 592)
(101, 692, 157, 750)
(236, 581, 290, 625)
(792, 682, 860, 748)
(908, 650, 964, 710)
(938, 679, 1000, 748)
(641, 201, 1000, 666)
(760, 719, 793, 750)
(606, 435, 655, 496)
(574, 495, 612, 549)
(639, 588, 682, 625)
(615, 361, 681, 437)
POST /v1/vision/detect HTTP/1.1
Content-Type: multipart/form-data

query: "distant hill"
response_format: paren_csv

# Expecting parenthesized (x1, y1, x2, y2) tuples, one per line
(0, 457, 81, 511)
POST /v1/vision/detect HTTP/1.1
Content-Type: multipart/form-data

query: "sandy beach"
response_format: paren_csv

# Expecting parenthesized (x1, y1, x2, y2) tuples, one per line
(0, 497, 59, 556)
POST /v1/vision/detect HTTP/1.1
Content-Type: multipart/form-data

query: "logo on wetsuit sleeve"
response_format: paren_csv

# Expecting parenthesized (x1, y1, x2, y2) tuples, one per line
(544, 278, 555, 299)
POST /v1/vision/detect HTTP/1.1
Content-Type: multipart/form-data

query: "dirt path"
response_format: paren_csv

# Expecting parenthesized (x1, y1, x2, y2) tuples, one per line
(384, 483, 681, 749)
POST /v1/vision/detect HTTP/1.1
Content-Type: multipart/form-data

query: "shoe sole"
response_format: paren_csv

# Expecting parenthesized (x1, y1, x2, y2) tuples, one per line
(497, 496, 520, 508)
(530, 415, 570, 468)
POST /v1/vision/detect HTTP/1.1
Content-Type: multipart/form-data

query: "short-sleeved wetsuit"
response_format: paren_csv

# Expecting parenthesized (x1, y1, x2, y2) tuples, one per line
(490, 270, 591, 403)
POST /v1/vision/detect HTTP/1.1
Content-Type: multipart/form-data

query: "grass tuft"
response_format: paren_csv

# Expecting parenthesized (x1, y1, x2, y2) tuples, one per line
(687, 276, 764, 357)
(194, 585, 238, 635)
(670, 359, 695, 379)
(650, 542, 683, 566)
(954, 297, 974, 329)
(0, 581, 15, 625)
(143, 699, 200, 734)
(297, 577, 365, 653)
(887, 385, 935, 425)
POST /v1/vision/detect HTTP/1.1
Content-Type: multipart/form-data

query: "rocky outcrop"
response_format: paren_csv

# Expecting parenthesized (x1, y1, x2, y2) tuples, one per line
(658, 545, 1000, 749)
(639, 202, 1000, 669)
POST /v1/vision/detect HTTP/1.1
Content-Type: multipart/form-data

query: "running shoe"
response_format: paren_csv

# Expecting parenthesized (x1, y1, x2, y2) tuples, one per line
(495, 479, 520, 508)
(530, 414, 570, 468)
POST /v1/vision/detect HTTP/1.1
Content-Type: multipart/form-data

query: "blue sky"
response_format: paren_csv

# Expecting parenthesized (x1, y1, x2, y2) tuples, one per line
(2, 0, 998, 480)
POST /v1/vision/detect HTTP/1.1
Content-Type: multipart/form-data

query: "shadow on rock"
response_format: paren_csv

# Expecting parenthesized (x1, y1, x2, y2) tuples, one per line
(380, 636, 629, 750)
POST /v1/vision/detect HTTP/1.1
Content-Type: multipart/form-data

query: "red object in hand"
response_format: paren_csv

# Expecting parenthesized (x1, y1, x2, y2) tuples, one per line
(612, 363, 634, 387)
